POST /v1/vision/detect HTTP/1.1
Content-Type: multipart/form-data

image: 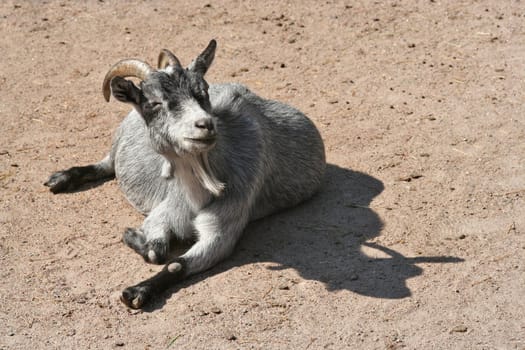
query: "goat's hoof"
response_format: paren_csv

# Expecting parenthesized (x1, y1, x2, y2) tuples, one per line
(123, 228, 146, 250)
(44, 171, 72, 193)
(120, 284, 152, 309)
(123, 229, 168, 265)
(143, 239, 168, 265)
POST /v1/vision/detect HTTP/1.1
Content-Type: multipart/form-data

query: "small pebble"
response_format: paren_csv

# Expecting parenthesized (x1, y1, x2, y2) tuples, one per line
(397, 173, 423, 182)
(210, 306, 222, 314)
(396, 176, 412, 182)
(450, 325, 468, 333)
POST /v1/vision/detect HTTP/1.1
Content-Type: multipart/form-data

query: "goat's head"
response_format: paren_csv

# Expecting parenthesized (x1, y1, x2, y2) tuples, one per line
(102, 40, 218, 158)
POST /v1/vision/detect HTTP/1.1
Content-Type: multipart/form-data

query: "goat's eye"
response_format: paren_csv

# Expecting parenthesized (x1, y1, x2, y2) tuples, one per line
(194, 87, 208, 101)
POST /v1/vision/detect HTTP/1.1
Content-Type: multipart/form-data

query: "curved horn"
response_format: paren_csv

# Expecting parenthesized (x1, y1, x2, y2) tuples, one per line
(102, 59, 154, 102)
(158, 49, 182, 69)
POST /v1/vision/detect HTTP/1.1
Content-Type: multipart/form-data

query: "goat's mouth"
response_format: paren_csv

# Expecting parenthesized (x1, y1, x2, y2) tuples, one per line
(184, 137, 217, 146)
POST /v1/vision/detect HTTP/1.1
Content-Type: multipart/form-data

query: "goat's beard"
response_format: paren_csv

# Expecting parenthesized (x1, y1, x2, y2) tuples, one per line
(187, 152, 225, 197)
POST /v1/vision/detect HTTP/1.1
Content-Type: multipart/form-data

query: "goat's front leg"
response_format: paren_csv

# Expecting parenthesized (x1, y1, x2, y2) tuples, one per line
(120, 257, 186, 309)
(123, 196, 193, 264)
(44, 155, 115, 193)
(121, 201, 248, 309)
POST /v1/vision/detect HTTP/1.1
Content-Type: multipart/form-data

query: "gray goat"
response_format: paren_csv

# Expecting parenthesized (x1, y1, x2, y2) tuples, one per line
(45, 40, 326, 309)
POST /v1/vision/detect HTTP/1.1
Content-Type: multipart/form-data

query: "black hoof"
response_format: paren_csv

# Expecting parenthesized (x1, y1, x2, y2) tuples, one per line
(142, 239, 168, 264)
(121, 284, 153, 309)
(123, 228, 168, 264)
(123, 228, 146, 251)
(44, 171, 73, 193)
(120, 258, 186, 309)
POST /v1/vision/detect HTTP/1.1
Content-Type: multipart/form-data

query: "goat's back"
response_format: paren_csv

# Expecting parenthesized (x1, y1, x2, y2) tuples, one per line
(209, 83, 326, 220)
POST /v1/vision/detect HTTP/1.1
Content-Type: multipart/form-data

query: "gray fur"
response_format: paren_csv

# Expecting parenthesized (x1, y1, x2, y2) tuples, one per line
(112, 81, 326, 269)
(45, 40, 325, 307)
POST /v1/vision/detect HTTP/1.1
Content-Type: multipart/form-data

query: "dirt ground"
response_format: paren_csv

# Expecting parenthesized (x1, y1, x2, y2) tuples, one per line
(1, 0, 524, 349)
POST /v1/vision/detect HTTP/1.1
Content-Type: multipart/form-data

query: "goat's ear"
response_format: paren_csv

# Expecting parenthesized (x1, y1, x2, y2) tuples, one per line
(189, 39, 217, 76)
(110, 77, 143, 106)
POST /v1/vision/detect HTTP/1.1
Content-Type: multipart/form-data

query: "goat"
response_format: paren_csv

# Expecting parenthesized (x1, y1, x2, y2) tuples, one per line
(45, 40, 326, 309)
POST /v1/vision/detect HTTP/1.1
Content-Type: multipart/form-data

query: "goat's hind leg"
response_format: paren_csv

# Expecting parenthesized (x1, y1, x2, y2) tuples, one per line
(44, 154, 115, 193)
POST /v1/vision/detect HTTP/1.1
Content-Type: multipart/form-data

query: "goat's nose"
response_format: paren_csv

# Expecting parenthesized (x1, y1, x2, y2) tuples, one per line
(195, 118, 214, 132)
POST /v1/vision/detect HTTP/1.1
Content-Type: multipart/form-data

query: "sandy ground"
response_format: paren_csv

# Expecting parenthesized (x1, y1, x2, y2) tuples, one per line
(1, 0, 525, 349)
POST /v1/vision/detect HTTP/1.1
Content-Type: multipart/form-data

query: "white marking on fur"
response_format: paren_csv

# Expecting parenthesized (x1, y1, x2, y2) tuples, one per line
(131, 297, 141, 309)
(182, 99, 210, 121)
(164, 66, 175, 75)
(167, 262, 182, 273)
(173, 158, 210, 212)
(161, 159, 174, 178)
(188, 154, 225, 197)
(187, 59, 196, 71)
(147, 250, 157, 263)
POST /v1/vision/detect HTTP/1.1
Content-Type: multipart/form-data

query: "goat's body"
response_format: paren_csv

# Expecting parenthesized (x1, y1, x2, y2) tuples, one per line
(45, 41, 325, 309)
(111, 83, 325, 236)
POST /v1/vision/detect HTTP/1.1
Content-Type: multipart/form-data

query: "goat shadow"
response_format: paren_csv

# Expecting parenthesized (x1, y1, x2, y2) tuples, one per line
(146, 164, 462, 310)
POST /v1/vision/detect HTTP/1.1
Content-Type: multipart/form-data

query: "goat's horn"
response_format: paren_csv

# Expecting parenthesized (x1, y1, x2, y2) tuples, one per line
(102, 59, 154, 102)
(158, 49, 182, 69)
